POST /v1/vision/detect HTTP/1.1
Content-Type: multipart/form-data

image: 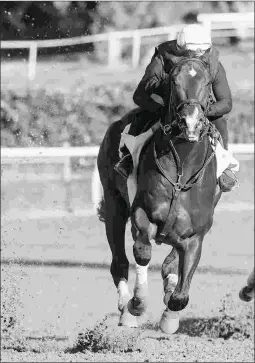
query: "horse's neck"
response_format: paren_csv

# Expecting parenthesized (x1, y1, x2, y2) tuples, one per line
(155, 131, 210, 181)
(171, 139, 196, 164)
(173, 137, 209, 166)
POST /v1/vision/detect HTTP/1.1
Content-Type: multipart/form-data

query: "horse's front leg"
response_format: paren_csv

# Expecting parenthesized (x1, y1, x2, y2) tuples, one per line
(128, 207, 157, 316)
(159, 247, 180, 334)
(168, 234, 203, 312)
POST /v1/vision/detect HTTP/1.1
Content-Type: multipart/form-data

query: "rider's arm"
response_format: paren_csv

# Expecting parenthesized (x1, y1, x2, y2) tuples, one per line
(207, 62, 232, 118)
(133, 49, 166, 112)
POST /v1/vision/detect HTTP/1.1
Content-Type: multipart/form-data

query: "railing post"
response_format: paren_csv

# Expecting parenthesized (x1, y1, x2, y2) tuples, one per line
(28, 43, 37, 82)
(62, 142, 72, 213)
(132, 30, 141, 68)
(108, 32, 122, 67)
(91, 160, 102, 213)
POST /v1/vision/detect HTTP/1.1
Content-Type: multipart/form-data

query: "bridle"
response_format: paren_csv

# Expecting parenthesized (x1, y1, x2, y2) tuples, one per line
(155, 58, 217, 243)
(162, 57, 212, 136)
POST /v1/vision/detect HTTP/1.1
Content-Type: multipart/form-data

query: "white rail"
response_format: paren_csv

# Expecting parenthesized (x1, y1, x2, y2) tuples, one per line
(1, 146, 101, 213)
(1, 12, 253, 81)
(1, 143, 254, 213)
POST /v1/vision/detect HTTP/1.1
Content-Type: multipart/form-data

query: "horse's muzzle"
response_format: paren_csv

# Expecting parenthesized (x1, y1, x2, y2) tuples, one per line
(181, 131, 199, 142)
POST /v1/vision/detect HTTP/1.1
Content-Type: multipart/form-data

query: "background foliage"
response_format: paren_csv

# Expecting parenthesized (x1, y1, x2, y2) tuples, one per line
(1, 83, 254, 147)
(1, 1, 253, 41)
(1, 1, 254, 147)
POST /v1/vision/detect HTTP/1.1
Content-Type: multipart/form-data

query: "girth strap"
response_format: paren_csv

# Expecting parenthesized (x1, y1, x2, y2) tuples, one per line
(153, 139, 215, 244)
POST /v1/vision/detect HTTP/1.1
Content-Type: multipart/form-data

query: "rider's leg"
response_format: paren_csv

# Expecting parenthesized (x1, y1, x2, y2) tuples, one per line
(211, 116, 228, 149)
(114, 110, 158, 179)
(210, 116, 238, 192)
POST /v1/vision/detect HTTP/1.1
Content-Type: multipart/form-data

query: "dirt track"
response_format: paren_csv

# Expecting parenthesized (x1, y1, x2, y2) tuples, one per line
(1, 212, 254, 362)
(1, 265, 254, 362)
(1, 161, 254, 362)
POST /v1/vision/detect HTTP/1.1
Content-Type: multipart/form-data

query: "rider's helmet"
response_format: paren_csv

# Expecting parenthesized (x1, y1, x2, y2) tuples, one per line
(177, 24, 212, 54)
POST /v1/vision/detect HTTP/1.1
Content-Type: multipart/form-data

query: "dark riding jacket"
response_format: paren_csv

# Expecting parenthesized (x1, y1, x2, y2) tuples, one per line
(133, 40, 232, 119)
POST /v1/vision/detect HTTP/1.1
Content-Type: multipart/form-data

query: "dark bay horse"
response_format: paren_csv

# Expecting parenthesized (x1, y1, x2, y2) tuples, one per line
(97, 57, 222, 333)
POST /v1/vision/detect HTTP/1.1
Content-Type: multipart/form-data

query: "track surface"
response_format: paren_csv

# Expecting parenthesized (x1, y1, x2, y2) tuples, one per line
(1, 208, 254, 362)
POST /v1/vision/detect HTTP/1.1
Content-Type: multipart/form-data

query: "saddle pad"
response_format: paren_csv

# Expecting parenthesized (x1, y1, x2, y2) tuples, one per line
(119, 121, 161, 205)
(119, 126, 240, 207)
(210, 138, 239, 178)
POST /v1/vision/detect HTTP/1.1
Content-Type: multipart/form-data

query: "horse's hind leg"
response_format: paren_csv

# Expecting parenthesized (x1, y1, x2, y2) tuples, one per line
(104, 189, 137, 327)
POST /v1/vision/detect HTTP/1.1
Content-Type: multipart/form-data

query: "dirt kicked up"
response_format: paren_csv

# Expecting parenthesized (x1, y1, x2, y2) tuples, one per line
(1, 264, 254, 363)
(1, 210, 254, 362)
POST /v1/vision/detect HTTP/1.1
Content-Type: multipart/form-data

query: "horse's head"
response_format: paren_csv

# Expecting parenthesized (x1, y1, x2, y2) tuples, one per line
(165, 58, 212, 142)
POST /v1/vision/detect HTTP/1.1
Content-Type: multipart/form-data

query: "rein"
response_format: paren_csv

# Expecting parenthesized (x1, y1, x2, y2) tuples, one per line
(154, 127, 215, 244)
(152, 57, 216, 243)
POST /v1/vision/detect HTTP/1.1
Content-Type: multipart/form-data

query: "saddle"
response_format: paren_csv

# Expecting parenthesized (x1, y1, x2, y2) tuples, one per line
(120, 108, 161, 136)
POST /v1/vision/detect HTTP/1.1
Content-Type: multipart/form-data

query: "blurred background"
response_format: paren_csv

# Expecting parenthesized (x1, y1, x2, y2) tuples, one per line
(1, 0, 254, 235)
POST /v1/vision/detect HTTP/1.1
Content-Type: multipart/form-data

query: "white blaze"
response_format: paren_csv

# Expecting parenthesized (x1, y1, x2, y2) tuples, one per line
(186, 107, 199, 132)
(189, 68, 197, 77)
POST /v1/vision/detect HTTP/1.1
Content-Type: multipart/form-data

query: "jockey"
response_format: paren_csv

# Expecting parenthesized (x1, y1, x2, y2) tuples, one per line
(115, 24, 238, 192)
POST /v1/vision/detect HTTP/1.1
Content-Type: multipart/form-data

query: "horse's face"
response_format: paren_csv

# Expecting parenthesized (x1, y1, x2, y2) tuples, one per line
(170, 59, 211, 142)
(176, 103, 205, 142)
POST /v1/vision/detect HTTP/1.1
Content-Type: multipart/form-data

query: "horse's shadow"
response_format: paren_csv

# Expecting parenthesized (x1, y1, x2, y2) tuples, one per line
(177, 317, 216, 337)
(140, 317, 214, 339)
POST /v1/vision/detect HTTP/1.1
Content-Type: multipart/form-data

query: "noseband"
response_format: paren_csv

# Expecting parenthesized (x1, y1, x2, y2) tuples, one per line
(162, 57, 212, 135)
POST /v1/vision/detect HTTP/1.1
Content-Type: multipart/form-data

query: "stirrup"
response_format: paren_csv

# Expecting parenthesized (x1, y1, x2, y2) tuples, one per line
(114, 154, 133, 179)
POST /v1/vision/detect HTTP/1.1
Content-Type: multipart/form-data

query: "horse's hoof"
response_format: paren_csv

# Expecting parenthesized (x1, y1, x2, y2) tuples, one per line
(239, 286, 254, 302)
(119, 306, 138, 327)
(163, 291, 173, 306)
(127, 297, 147, 317)
(159, 308, 179, 334)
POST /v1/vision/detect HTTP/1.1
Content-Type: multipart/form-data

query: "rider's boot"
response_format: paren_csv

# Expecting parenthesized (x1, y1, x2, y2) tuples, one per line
(114, 146, 133, 179)
(211, 120, 239, 193)
(218, 168, 239, 192)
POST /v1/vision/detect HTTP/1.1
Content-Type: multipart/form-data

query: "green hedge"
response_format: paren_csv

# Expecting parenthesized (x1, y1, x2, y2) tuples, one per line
(1, 83, 254, 147)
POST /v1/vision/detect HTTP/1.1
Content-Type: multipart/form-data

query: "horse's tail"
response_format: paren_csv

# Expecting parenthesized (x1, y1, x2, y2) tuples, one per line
(97, 197, 106, 223)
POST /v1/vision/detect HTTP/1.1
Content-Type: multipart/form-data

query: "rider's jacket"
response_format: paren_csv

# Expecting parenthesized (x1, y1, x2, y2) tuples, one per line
(133, 40, 232, 119)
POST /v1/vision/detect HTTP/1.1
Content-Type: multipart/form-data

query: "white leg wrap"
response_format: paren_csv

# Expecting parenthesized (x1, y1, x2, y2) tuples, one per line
(164, 273, 178, 290)
(117, 280, 130, 312)
(163, 273, 178, 306)
(135, 263, 149, 287)
(118, 280, 130, 298)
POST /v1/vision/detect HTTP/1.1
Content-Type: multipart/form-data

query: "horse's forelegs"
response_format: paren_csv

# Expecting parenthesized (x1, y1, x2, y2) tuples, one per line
(168, 235, 203, 312)
(159, 247, 179, 334)
(128, 208, 156, 316)
(127, 233, 151, 316)
(104, 191, 137, 326)
(161, 247, 179, 306)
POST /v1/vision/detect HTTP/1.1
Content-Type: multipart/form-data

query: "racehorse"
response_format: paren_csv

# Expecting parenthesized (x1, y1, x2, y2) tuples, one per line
(97, 56, 222, 333)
